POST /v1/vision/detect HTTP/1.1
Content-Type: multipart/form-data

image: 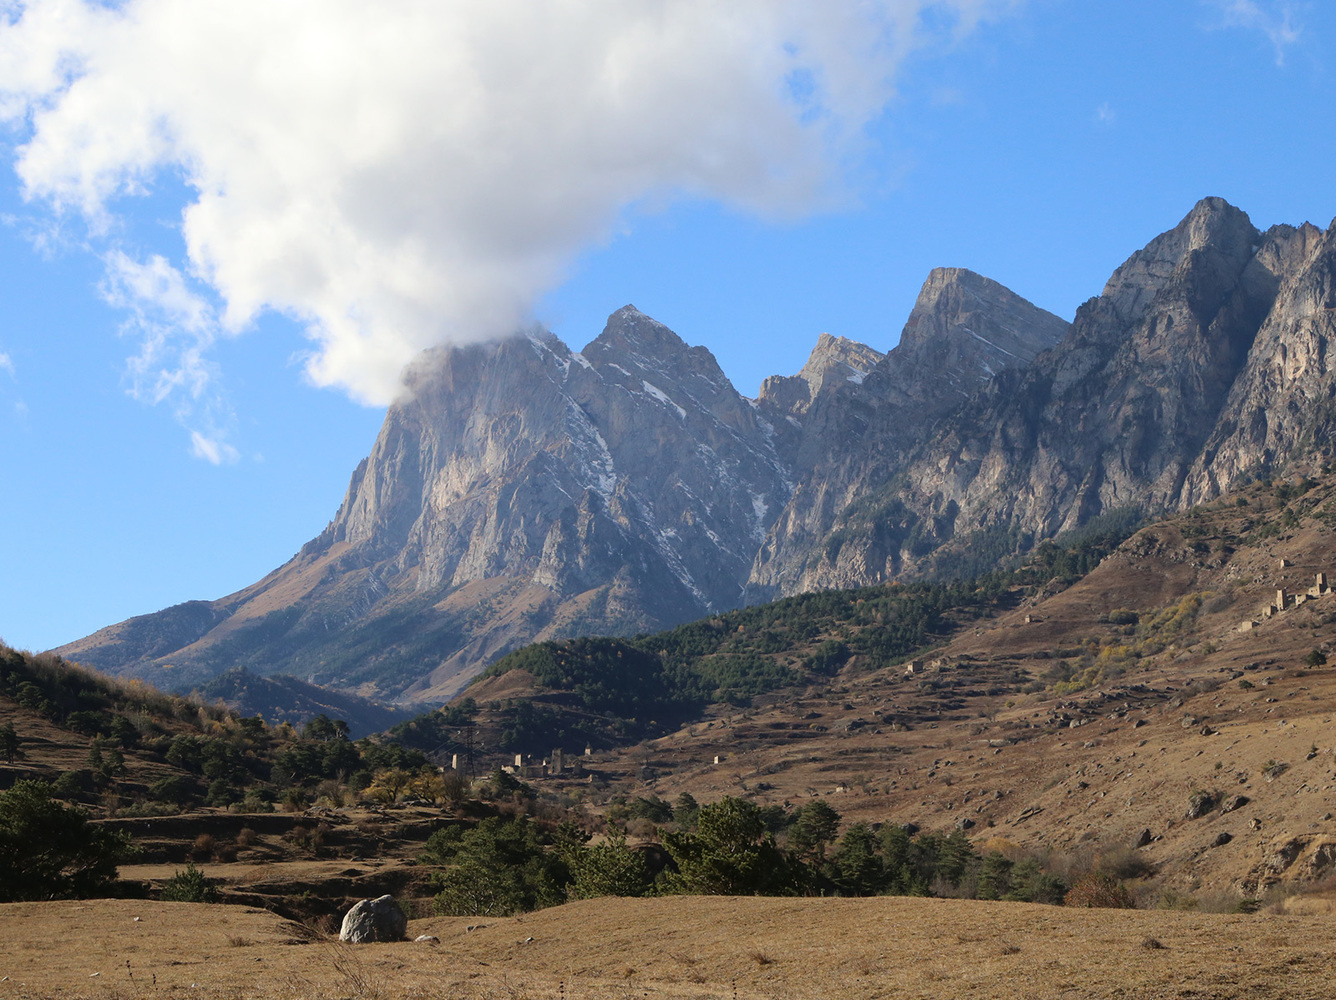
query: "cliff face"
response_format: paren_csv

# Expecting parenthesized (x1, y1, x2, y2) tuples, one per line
(1182, 222, 1336, 502)
(316, 308, 791, 615)
(58, 198, 1336, 706)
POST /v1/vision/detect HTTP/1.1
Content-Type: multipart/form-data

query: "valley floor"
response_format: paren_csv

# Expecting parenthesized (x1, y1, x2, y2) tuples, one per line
(4, 895, 1336, 999)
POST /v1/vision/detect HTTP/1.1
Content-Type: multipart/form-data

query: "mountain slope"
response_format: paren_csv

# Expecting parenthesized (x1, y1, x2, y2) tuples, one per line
(196, 667, 409, 738)
(749, 266, 1071, 596)
(535, 470, 1336, 902)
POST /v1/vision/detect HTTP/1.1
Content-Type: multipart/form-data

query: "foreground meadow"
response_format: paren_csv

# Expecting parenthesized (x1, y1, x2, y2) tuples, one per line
(3, 894, 1334, 999)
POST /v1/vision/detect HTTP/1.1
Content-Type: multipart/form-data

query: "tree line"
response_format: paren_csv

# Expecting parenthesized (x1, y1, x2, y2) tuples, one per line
(421, 786, 1079, 917)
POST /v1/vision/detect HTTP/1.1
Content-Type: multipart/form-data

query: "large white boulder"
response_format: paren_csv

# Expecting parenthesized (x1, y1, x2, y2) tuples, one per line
(339, 894, 407, 943)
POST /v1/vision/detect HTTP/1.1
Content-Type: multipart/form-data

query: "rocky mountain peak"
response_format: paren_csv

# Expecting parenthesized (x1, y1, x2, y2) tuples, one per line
(582, 304, 734, 400)
(757, 332, 883, 418)
(877, 266, 1069, 403)
(1100, 197, 1260, 325)
(797, 333, 884, 389)
(586, 304, 688, 362)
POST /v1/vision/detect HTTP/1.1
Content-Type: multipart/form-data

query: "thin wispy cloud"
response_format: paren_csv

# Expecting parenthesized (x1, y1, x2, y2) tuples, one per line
(1095, 102, 1117, 125)
(0, 349, 26, 429)
(188, 430, 238, 466)
(1207, 0, 1302, 66)
(0, 1, 1022, 413)
(101, 251, 239, 464)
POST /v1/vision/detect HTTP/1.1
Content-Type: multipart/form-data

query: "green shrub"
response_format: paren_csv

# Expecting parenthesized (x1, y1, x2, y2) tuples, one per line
(118, 800, 179, 818)
(49, 770, 86, 800)
(149, 775, 196, 806)
(159, 862, 219, 903)
(241, 789, 275, 813)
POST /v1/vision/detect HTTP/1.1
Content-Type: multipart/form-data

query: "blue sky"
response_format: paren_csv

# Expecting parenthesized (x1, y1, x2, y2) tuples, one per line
(1, 0, 1333, 652)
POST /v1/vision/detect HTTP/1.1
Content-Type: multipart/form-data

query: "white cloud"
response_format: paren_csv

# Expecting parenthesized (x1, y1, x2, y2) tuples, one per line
(1208, 0, 1302, 66)
(1095, 102, 1116, 124)
(0, 350, 13, 377)
(0, 0, 1018, 406)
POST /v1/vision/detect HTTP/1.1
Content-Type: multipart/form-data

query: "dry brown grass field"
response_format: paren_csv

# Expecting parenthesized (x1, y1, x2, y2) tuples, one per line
(6, 894, 1336, 1000)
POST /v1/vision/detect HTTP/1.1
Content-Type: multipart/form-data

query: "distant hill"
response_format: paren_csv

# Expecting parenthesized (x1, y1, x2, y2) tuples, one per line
(196, 667, 409, 738)
(396, 520, 1132, 759)
(462, 469, 1336, 901)
(0, 641, 428, 814)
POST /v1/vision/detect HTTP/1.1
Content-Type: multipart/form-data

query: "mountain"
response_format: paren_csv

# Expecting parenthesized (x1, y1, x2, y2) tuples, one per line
(58, 308, 795, 704)
(749, 265, 1071, 595)
(751, 198, 1336, 594)
(57, 197, 1336, 707)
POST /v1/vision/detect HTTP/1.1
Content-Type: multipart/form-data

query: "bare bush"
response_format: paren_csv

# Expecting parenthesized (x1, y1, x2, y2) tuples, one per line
(1066, 872, 1136, 909)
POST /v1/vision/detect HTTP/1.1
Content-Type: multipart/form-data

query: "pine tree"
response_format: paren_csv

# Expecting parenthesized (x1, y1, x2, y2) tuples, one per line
(0, 780, 134, 901)
(0, 723, 19, 764)
(661, 797, 797, 895)
(830, 822, 886, 896)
